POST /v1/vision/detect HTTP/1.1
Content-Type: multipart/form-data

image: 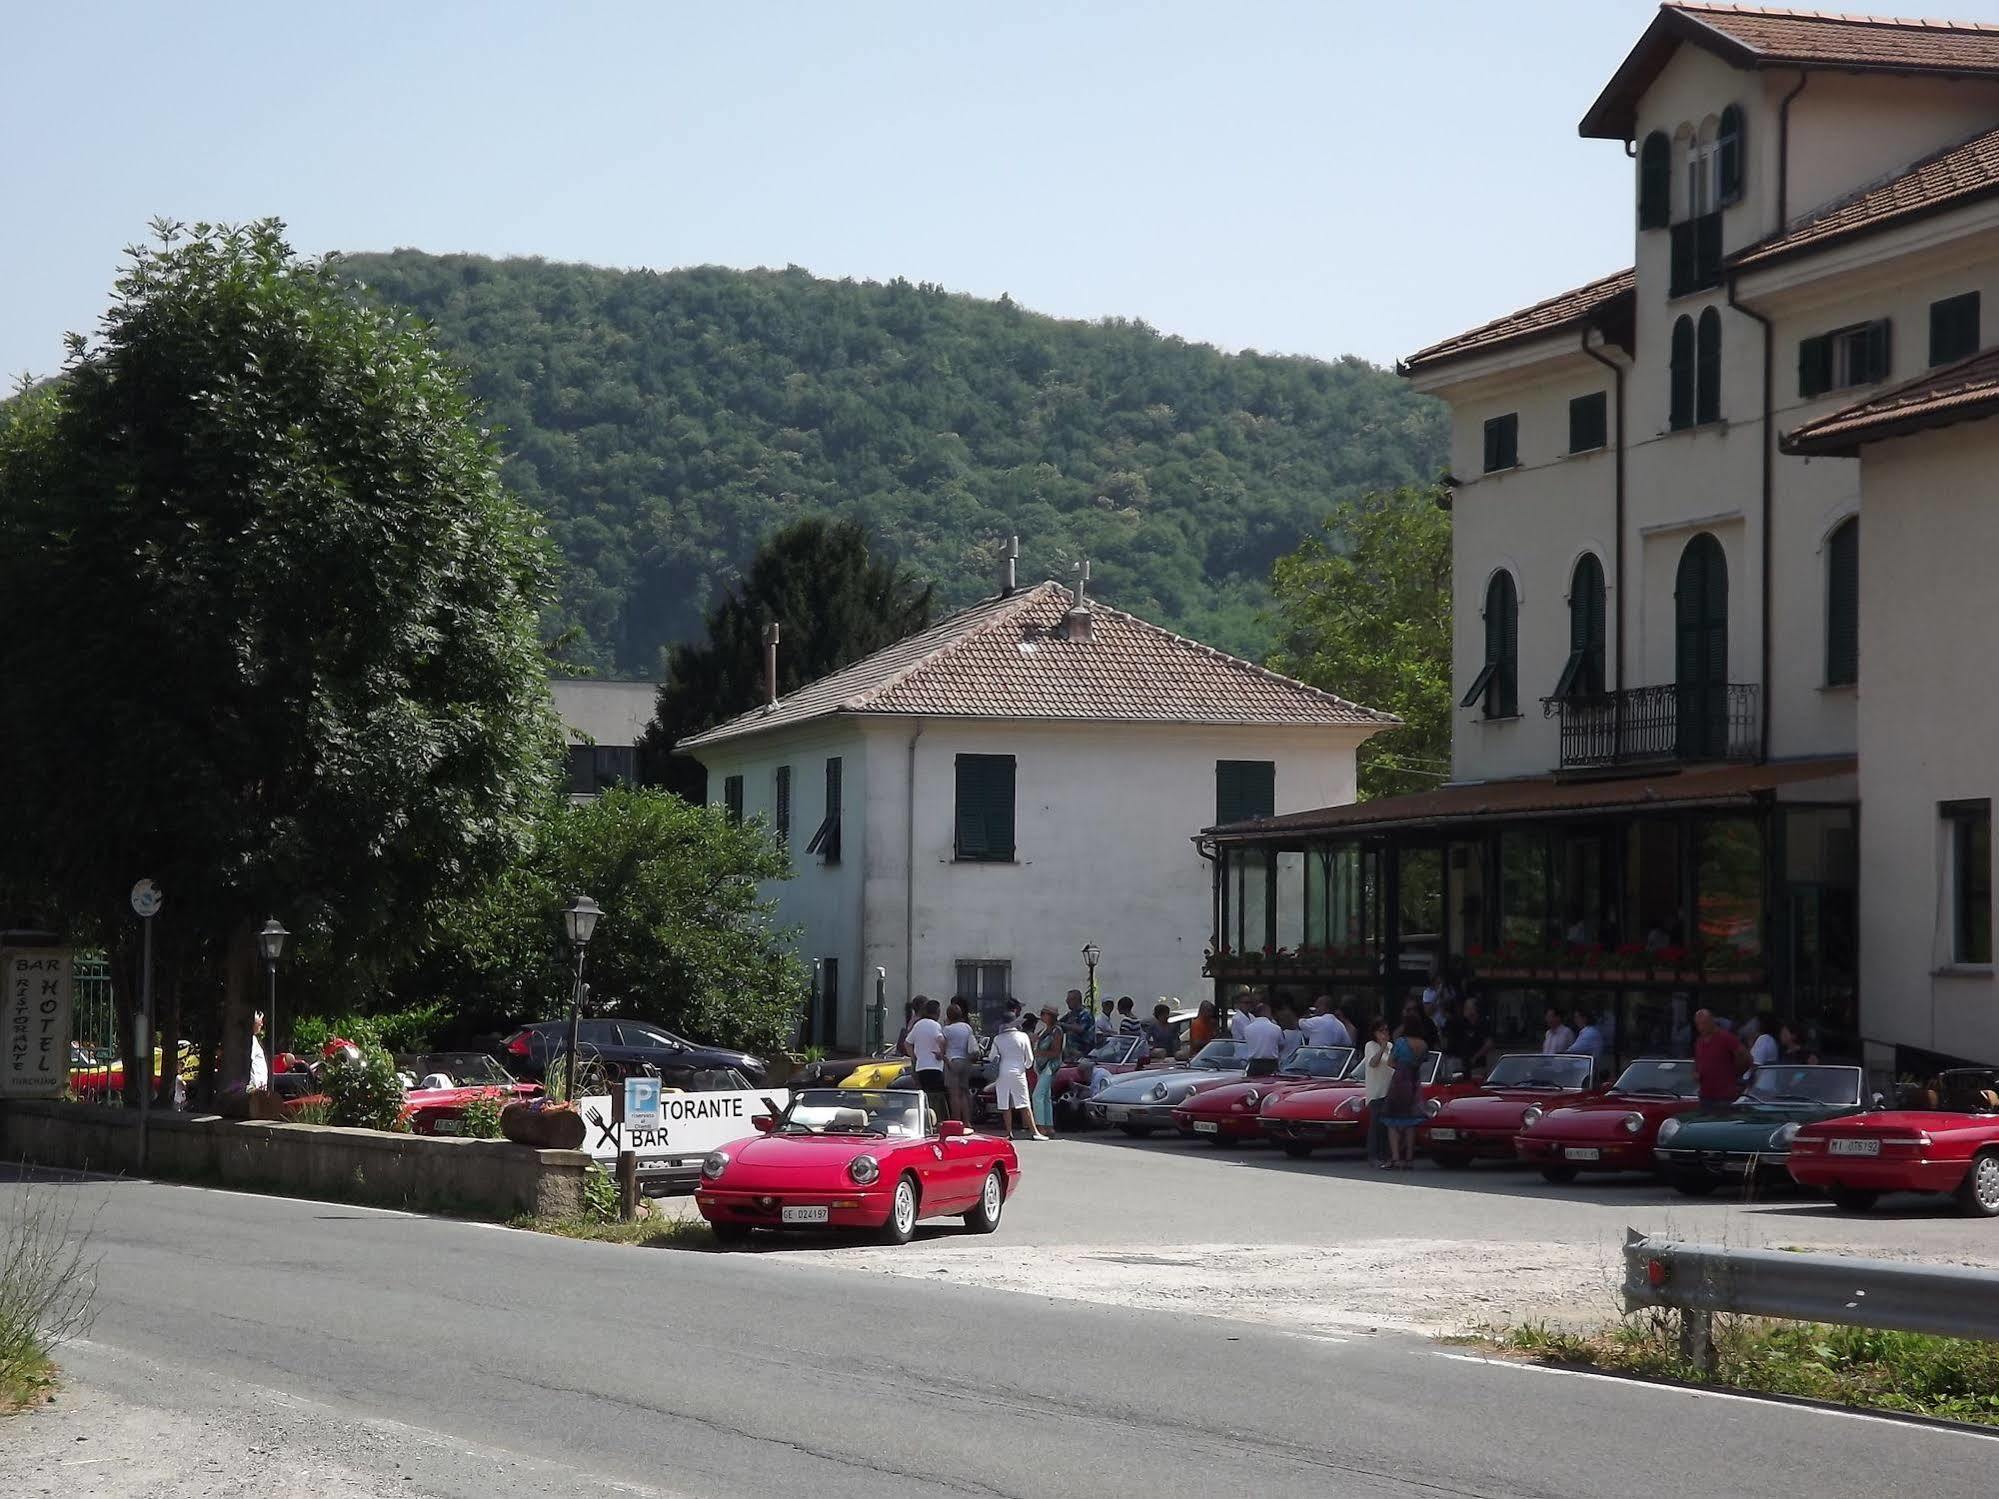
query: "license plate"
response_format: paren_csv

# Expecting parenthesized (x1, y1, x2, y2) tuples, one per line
(1105, 1105, 1129, 1123)
(1564, 1147, 1600, 1162)
(432, 1120, 461, 1135)
(781, 1205, 830, 1224)
(1429, 1127, 1459, 1141)
(1193, 1121, 1220, 1134)
(1830, 1138, 1880, 1157)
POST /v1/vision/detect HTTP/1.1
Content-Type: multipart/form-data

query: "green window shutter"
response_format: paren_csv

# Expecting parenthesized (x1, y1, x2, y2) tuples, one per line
(806, 756, 843, 861)
(1718, 105, 1746, 204)
(1459, 662, 1497, 711)
(1638, 132, 1672, 229)
(1864, 319, 1893, 384)
(1567, 554, 1606, 696)
(1670, 317, 1696, 429)
(954, 754, 1016, 861)
(1568, 392, 1607, 454)
(1826, 518, 1858, 686)
(1482, 414, 1517, 472)
(1484, 572, 1518, 717)
(1798, 334, 1832, 399)
(1929, 292, 1980, 367)
(1695, 309, 1722, 425)
(774, 764, 791, 846)
(1216, 760, 1276, 825)
(723, 775, 744, 826)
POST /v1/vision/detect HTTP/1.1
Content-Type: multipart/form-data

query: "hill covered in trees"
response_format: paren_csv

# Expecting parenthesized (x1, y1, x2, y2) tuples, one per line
(340, 251, 1446, 672)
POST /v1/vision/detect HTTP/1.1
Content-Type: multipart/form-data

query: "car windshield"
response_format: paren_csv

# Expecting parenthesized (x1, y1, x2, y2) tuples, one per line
(1282, 1046, 1356, 1079)
(1190, 1041, 1248, 1071)
(778, 1088, 925, 1138)
(1612, 1059, 1699, 1098)
(1741, 1065, 1862, 1107)
(1936, 1070, 1999, 1115)
(1484, 1054, 1593, 1091)
(1090, 1036, 1137, 1063)
(396, 1054, 513, 1089)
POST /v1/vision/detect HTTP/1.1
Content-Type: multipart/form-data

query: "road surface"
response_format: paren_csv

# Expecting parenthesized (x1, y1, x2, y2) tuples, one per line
(3, 1169, 1994, 1498)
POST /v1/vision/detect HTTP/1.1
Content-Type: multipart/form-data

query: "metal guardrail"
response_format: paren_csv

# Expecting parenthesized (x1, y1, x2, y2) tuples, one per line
(1621, 1227, 1999, 1369)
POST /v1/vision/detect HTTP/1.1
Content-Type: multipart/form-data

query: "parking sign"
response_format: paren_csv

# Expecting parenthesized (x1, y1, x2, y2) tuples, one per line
(624, 1076, 661, 1131)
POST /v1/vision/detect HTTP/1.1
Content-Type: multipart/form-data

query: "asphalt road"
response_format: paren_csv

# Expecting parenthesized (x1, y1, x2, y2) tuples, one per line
(4, 1170, 1996, 1499)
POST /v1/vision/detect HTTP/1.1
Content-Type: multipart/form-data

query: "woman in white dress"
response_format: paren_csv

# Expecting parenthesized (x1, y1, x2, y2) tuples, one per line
(990, 1017, 1046, 1142)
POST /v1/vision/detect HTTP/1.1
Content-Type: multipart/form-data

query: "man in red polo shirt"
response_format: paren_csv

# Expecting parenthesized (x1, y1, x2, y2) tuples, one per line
(1692, 1008, 1749, 1103)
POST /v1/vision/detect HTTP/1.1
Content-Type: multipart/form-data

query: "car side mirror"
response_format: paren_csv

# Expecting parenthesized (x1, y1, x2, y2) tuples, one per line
(751, 1115, 774, 1133)
(938, 1120, 973, 1139)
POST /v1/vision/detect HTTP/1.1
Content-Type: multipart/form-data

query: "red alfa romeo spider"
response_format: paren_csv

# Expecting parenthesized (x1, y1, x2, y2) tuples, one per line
(695, 1087, 1020, 1245)
(1423, 1052, 1599, 1168)
(1513, 1057, 1701, 1182)
(1258, 1050, 1479, 1157)
(1170, 1045, 1357, 1143)
(394, 1053, 541, 1135)
(1788, 1067, 1999, 1217)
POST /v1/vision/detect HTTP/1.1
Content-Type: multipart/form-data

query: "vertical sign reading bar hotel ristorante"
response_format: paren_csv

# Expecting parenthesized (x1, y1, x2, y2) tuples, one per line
(1, 948, 74, 1099)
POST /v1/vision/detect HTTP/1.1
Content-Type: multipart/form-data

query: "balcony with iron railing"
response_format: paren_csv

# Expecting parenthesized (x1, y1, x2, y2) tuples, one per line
(1543, 683, 1760, 771)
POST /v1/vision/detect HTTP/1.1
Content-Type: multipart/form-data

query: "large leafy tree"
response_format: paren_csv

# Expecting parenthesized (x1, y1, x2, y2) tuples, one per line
(0, 220, 563, 1099)
(643, 517, 934, 795)
(413, 789, 806, 1055)
(1268, 484, 1452, 800)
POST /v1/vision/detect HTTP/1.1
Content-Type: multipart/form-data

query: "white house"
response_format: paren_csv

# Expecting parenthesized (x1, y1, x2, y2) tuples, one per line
(1208, 3, 1999, 1073)
(550, 678, 657, 799)
(676, 576, 1393, 1048)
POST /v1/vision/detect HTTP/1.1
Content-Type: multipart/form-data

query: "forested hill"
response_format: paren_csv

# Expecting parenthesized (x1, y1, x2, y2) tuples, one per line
(339, 251, 1446, 673)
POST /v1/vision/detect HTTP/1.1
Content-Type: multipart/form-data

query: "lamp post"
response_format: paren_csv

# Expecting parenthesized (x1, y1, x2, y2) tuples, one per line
(561, 895, 603, 1101)
(257, 918, 289, 1081)
(1081, 943, 1101, 1011)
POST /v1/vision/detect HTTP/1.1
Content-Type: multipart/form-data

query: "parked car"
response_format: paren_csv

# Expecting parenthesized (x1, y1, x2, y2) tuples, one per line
(500, 1018, 766, 1086)
(1259, 1050, 1475, 1157)
(972, 1033, 1156, 1120)
(1787, 1067, 1999, 1216)
(1513, 1058, 1702, 1182)
(393, 1052, 541, 1136)
(694, 1087, 1018, 1244)
(1171, 1045, 1358, 1143)
(1084, 1040, 1256, 1136)
(1422, 1053, 1599, 1169)
(1653, 1063, 1872, 1196)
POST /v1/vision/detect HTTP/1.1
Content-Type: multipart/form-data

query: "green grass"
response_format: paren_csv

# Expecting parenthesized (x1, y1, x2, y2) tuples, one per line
(508, 1212, 713, 1249)
(0, 1349, 56, 1414)
(1483, 1312, 1999, 1427)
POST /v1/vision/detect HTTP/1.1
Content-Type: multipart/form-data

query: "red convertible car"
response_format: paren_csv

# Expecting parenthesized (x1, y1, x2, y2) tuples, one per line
(1423, 1053, 1599, 1168)
(1258, 1050, 1477, 1157)
(1788, 1068, 1999, 1217)
(1170, 1045, 1357, 1143)
(694, 1087, 1020, 1245)
(394, 1053, 542, 1136)
(1513, 1058, 1700, 1182)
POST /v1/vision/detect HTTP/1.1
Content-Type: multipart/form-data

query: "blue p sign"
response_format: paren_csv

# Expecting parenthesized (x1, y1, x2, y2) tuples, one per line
(624, 1076, 661, 1130)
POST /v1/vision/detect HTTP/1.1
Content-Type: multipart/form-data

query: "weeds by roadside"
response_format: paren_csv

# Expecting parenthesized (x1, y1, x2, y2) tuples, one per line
(2, 1176, 101, 1413)
(509, 1210, 711, 1249)
(1476, 1311, 1999, 1427)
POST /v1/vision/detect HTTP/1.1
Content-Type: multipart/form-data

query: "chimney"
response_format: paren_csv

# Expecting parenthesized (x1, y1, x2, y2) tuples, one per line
(1063, 559, 1094, 643)
(1000, 535, 1019, 597)
(762, 621, 780, 708)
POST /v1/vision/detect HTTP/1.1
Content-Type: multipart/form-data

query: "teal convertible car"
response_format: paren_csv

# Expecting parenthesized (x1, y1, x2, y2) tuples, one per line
(1653, 1063, 1874, 1195)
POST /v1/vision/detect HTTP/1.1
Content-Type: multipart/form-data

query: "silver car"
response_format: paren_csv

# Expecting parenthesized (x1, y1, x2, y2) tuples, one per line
(1086, 1040, 1256, 1136)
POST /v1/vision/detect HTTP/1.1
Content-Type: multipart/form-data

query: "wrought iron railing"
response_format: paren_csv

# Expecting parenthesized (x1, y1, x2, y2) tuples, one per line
(1543, 683, 1759, 770)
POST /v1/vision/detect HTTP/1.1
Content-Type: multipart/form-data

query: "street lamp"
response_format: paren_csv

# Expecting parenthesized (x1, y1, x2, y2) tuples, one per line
(561, 895, 603, 1101)
(258, 918, 288, 1081)
(1081, 943, 1101, 1010)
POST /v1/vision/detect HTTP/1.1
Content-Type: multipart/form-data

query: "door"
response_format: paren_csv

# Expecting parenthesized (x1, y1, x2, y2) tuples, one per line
(1675, 533, 1728, 759)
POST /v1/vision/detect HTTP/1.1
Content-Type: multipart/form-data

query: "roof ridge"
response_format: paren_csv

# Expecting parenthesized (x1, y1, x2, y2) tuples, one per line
(1672, 4, 1999, 39)
(843, 580, 1064, 710)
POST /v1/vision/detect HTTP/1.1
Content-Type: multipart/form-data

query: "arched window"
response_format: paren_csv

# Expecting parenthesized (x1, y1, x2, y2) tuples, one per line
(1670, 316, 1696, 430)
(1675, 534, 1729, 759)
(1696, 308, 1723, 425)
(1556, 555, 1607, 700)
(1639, 131, 1672, 229)
(1718, 104, 1746, 204)
(1826, 517, 1858, 686)
(1461, 571, 1519, 719)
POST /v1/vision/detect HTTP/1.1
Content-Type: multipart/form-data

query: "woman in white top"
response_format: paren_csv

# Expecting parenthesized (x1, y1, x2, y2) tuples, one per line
(1362, 1017, 1394, 1169)
(990, 1018, 1045, 1141)
(942, 1002, 978, 1123)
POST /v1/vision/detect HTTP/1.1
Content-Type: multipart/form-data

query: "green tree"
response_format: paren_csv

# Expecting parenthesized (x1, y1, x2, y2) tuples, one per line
(417, 789, 806, 1055)
(0, 220, 562, 1100)
(1268, 484, 1452, 800)
(643, 517, 934, 795)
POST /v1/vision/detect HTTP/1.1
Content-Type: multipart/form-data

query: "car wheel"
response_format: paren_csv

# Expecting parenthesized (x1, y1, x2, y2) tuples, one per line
(1280, 1142, 1314, 1160)
(1829, 1186, 1879, 1213)
(710, 1221, 754, 1247)
(1668, 1173, 1717, 1198)
(881, 1175, 919, 1244)
(1119, 1124, 1152, 1138)
(1432, 1151, 1473, 1171)
(1958, 1151, 1999, 1218)
(1539, 1165, 1580, 1185)
(963, 1167, 1006, 1234)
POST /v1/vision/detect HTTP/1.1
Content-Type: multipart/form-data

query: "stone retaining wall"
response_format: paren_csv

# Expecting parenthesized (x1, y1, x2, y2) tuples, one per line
(0, 1099, 591, 1218)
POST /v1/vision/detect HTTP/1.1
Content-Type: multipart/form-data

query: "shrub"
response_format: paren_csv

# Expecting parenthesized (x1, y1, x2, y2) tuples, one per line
(581, 1165, 620, 1223)
(1, 1178, 98, 1408)
(321, 1044, 411, 1132)
(291, 1000, 450, 1058)
(459, 1090, 504, 1140)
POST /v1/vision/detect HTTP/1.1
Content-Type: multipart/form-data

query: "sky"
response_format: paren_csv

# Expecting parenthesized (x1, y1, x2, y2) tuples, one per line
(11, 0, 1999, 381)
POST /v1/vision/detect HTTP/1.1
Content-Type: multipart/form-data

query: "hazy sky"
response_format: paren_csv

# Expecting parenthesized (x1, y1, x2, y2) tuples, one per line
(10, 1, 1999, 380)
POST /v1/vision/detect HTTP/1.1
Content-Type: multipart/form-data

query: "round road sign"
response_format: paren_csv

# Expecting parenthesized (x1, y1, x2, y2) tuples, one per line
(130, 879, 164, 919)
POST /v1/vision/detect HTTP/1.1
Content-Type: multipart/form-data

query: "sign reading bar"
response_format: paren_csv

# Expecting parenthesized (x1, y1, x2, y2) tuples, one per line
(2, 948, 74, 1100)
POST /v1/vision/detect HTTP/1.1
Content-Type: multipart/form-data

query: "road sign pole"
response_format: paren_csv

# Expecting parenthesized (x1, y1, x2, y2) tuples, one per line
(137, 907, 154, 1171)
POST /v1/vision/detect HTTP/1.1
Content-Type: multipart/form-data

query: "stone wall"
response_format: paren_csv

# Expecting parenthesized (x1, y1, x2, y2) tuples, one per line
(0, 1100, 591, 1218)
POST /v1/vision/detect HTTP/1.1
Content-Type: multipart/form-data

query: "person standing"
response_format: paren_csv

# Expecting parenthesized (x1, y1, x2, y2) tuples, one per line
(1144, 1002, 1178, 1056)
(1057, 989, 1095, 1058)
(1443, 996, 1495, 1073)
(906, 998, 947, 1121)
(248, 1010, 269, 1092)
(1031, 1005, 1063, 1133)
(942, 1002, 977, 1122)
(1381, 1024, 1428, 1170)
(1242, 1002, 1285, 1078)
(1300, 995, 1350, 1050)
(1540, 1007, 1575, 1056)
(1567, 1007, 1605, 1065)
(990, 1016, 1045, 1142)
(1189, 1000, 1218, 1050)
(1746, 1019, 1780, 1068)
(1228, 991, 1254, 1042)
(1692, 1008, 1749, 1105)
(1115, 996, 1144, 1042)
(1362, 1017, 1395, 1169)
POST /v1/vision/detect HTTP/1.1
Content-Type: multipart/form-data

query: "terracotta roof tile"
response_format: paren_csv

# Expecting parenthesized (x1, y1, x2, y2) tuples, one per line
(677, 581, 1396, 751)
(1782, 344, 1999, 453)
(1731, 124, 1999, 269)
(1401, 268, 1634, 374)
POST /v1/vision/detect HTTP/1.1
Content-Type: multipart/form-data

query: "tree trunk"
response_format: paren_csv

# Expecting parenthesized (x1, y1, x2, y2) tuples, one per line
(108, 924, 141, 1111)
(218, 916, 262, 1095)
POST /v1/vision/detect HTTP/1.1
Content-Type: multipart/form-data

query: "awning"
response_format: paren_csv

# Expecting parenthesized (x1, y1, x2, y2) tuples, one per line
(1205, 756, 1856, 843)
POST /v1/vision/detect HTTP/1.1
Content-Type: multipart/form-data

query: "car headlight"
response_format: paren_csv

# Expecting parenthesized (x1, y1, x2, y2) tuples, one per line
(701, 1151, 729, 1181)
(848, 1155, 880, 1186)
(1770, 1123, 1801, 1149)
(1521, 1105, 1544, 1127)
(1148, 1084, 1167, 1102)
(1337, 1096, 1361, 1117)
(1622, 1112, 1646, 1135)
(1425, 1097, 1443, 1117)
(1657, 1117, 1682, 1145)
(1242, 1089, 1261, 1110)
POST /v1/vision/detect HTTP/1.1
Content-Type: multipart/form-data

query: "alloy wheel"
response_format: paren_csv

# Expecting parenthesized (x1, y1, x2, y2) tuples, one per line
(982, 1171, 1001, 1222)
(895, 1180, 916, 1235)
(1975, 1155, 1999, 1213)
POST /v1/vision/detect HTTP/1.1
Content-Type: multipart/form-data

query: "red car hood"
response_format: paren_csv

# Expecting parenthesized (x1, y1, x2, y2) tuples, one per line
(707, 1131, 924, 1190)
(1434, 1089, 1588, 1126)
(1182, 1076, 1337, 1115)
(1523, 1094, 1694, 1139)
(1799, 1110, 1977, 1135)
(406, 1082, 528, 1109)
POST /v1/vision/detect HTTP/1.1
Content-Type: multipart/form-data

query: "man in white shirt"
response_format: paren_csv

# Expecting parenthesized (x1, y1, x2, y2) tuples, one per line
(1299, 995, 1351, 1050)
(1228, 999, 1252, 1043)
(1567, 1007, 1605, 1063)
(1540, 1006, 1575, 1056)
(1242, 1003, 1286, 1077)
(903, 997, 947, 1121)
(1746, 1020, 1780, 1068)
